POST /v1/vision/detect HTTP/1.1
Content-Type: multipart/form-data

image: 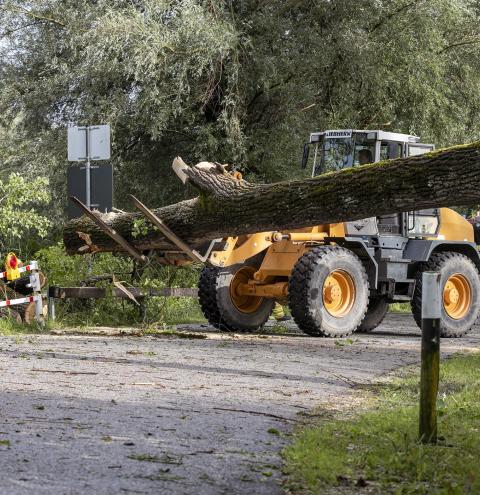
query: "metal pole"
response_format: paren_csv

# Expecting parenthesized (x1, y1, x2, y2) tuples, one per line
(85, 126, 91, 208)
(419, 271, 441, 444)
(29, 262, 44, 325)
(47, 287, 56, 322)
(311, 143, 319, 177)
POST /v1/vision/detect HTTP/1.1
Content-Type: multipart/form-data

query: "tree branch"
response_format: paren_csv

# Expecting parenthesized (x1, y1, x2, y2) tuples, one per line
(1, 5, 66, 28)
(368, 0, 419, 34)
(438, 38, 480, 54)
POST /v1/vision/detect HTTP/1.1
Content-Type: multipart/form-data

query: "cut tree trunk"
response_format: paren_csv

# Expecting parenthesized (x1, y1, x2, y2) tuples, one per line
(6, 272, 47, 295)
(63, 142, 480, 257)
(23, 301, 48, 325)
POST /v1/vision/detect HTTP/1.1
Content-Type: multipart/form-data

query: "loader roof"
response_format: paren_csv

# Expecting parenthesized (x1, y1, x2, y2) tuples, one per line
(309, 129, 421, 144)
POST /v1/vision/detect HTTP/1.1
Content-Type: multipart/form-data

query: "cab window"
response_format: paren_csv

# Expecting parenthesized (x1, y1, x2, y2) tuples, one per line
(408, 209, 439, 236)
(409, 144, 434, 156)
(380, 142, 402, 160)
(353, 139, 375, 166)
(318, 138, 354, 174)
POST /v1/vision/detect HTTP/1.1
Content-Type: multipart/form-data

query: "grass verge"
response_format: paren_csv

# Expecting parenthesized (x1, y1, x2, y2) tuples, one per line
(283, 352, 480, 494)
(0, 317, 46, 335)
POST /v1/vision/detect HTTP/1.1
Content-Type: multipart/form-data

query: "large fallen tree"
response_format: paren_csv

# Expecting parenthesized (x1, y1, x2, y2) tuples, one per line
(64, 142, 480, 258)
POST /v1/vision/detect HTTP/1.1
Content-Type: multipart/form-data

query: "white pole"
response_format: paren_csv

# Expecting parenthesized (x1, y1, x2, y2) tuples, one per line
(29, 267, 44, 325)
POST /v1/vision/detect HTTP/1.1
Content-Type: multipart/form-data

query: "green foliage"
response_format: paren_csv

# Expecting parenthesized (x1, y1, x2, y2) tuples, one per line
(140, 262, 204, 325)
(283, 353, 480, 494)
(131, 218, 150, 239)
(0, 0, 243, 209)
(239, 0, 480, 181)
(35, 243, 131, 286)
(34, 244, 204, 327)
(0, 173, 51, 250)
(1, 0, 480, 218)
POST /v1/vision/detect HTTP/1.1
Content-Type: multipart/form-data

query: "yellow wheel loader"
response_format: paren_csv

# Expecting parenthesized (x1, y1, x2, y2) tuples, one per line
(198, 129, 480, 337)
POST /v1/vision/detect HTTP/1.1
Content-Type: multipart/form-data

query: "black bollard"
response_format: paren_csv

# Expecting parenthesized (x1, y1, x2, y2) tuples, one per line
(419, 271, 441, 444)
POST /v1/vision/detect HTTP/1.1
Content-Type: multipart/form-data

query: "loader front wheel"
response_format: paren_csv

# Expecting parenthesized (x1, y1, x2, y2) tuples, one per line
(198, 264, 275, 332)
(288, 246, 369, 337)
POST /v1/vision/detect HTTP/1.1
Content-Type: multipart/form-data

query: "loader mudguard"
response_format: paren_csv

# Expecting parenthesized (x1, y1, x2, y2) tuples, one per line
(404, 239, 480, 271)
(326, 237, 378, 289)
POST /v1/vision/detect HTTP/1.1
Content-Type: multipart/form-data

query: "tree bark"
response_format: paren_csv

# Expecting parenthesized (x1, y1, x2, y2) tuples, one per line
(63, 142, 480, 257)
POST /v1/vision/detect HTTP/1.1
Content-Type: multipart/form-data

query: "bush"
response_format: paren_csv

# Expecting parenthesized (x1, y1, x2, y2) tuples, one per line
(34, 244, 205, 327)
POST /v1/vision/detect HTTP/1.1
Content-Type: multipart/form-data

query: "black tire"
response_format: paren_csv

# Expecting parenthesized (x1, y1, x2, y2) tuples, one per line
(288, 246, 369, 337)
(411, 252, 480, 337)
(198, 264, 275, 332)
(357, 297, 389, 333)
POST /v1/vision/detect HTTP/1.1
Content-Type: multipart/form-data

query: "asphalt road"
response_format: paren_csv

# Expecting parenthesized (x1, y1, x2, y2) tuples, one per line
(0, 314, 478, 494)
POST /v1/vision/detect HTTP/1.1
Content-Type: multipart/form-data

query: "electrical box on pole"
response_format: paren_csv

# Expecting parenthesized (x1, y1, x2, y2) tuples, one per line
(67, 125, 112, 219)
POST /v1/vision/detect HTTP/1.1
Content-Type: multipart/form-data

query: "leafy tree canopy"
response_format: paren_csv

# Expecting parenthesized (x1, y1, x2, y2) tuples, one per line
(0, 0, 479, 229)
(0, 173, 50, 250)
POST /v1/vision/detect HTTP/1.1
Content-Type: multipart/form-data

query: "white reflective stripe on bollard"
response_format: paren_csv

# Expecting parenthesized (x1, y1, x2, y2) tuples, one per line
(419, 270, 442, 444)
(422, 271, 442, 319)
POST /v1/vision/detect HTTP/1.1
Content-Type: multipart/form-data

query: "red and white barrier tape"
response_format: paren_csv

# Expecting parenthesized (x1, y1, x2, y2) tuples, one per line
(0, 261, 39, 281)
(0, 294, 41, 309)
(0, 261, 43, 322)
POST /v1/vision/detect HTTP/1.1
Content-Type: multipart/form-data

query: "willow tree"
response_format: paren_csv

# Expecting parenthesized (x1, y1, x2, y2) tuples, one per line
(1, 0, 480, 229)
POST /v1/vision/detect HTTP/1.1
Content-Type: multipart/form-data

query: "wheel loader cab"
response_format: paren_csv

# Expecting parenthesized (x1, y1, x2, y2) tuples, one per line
(305, 129, 434, 176)
(201, 129, 480, 339)
(304, 129, 440, 238)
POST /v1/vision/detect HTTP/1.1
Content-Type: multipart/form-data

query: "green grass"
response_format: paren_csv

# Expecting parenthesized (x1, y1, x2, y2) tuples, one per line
(283, 353, 480, 494)
(47, 296, 206, 329)
(389, 302, 411, 313)
(0, 317, 46, 335)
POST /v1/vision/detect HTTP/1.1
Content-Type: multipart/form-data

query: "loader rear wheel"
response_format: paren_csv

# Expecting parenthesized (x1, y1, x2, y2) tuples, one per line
(357, 297, 389, 333)
(198, 264, 274, 332)
(411, 252, 480, 337)
(288, 246, 369, 337)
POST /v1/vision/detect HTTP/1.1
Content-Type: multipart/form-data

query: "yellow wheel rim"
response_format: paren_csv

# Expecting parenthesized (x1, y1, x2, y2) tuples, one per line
(229, 266, 263, 314)
(443, 273, 471, 320)
(323, 269, 356, 317)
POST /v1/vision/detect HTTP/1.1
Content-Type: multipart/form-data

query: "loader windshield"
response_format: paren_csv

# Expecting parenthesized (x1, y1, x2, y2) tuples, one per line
(313, 134, 376, 176)
(315, 138, 354, 175)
